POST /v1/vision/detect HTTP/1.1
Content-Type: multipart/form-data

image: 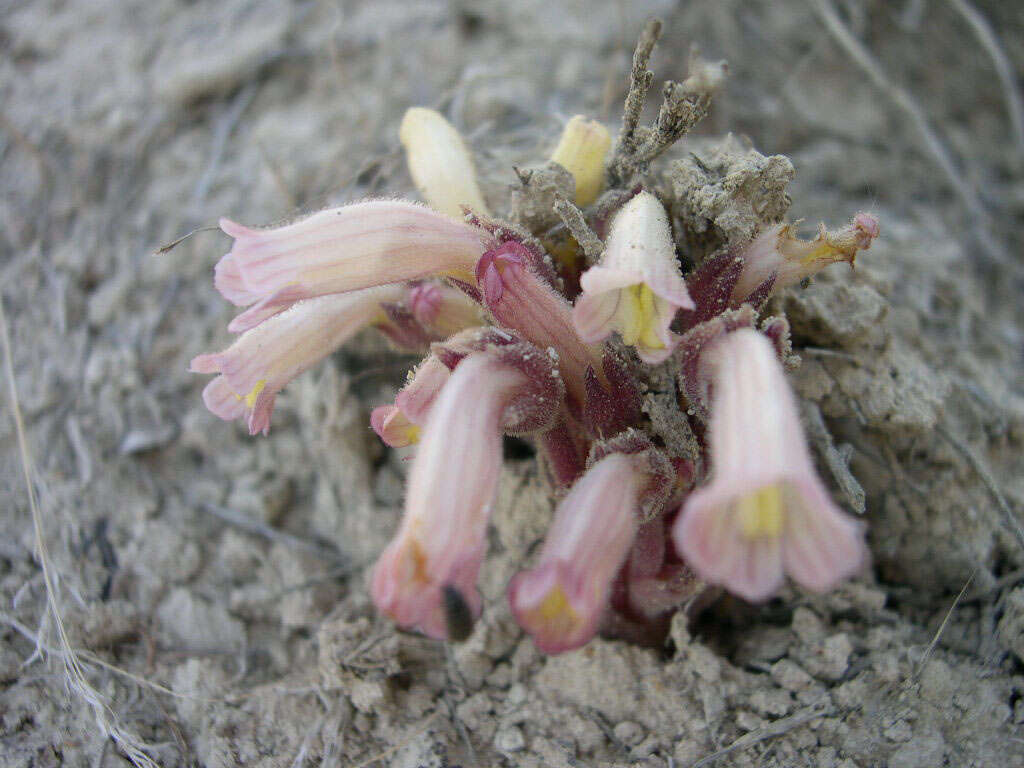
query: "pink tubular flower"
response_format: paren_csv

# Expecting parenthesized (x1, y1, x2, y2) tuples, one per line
(372, 341, 563, 640)
(476, 240, 602, 409)
(573, 191, 694, 363)
(671, 328, 867, 602)
(407, 282, 482, 338)
(191, 287, 402, 435)
(508, 452, 654, 653)
(216, 200, 489, 332)
(730, 212, 880, 306)
(370, 354, 451, 447)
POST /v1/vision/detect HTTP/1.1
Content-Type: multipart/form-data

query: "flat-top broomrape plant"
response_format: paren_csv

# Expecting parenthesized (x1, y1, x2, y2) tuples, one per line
(191, 22, 878, 652)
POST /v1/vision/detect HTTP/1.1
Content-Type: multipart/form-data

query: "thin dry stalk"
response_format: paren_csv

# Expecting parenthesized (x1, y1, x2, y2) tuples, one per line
(937, 424, 1024, 554)
(553, 196, 604, 263)
(946, 0, 1024, 163)
(914, 569, 976, 678)
(1, 297, 160, 768)
(685, 696, 836, 768)
(807, 0, 1006, 268)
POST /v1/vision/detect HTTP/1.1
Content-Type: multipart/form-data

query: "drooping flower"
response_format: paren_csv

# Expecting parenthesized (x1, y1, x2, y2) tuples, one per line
(216, 200, 489, 331)
(399, 107, 490, 218)
(573, 191, 694, 363)
(671, 328, 867, 601)
(371, 339, 563, 640)
(729, 212, 880, 307)
(370, 354, 452, 448)
(191, 287, 404, 435)
(508, 438, 672, 653)
(549, 115, 613, 207)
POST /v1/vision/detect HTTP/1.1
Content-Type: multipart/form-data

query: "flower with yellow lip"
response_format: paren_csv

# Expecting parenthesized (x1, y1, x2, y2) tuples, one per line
(730, 212, 880, 306)
(370, 355, 451, 448)
(672, 329, 868, 602)
(509, 433, 673, 654)
(572, 191, 694, 363)
(372, 341, 563, 640)
(508, 452, 643, 653)
(192, 286, 406, 435)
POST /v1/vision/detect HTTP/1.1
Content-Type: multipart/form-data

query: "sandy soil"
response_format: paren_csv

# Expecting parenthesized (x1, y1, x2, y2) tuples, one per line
(2, 1, 1023, 766)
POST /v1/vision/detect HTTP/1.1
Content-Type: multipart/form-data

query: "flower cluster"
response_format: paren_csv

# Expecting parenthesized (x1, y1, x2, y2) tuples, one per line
(191, 47, 876, 652)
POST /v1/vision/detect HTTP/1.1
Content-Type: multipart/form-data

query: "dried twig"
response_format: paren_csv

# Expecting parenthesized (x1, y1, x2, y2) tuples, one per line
(553, 196, 604, 263)
(618, 19, 662, 153)
(198, 501, 348, 564)
(937, 425, 1024, 553)
(0, 611, 218, 704)
(801, 400, 866, 514)
(610, 20, 726, 184)
(685, 697, 836, 767)
(807, 0, 1006, 267)
(946, 0, 1024, 163)
(914, 569, 976, 677)
(192, 82, 257, 211)
(1, 297, 160, 768)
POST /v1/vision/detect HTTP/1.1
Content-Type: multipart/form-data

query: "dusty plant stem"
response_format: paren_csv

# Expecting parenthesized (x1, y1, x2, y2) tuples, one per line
(619, 19, 662, 148)
(553, 196, 604, 263)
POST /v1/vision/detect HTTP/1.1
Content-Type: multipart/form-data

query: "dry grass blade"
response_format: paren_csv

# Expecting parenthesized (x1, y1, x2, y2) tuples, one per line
(946, 0, 1024, 163)
(685, 697, 836, 767)
(914, 569, 976, 678)
(153, 225, 220, 255)
(937, 425, 1024, 554)
(0, 297, 161, 768)
(807, 0, 1007, 268)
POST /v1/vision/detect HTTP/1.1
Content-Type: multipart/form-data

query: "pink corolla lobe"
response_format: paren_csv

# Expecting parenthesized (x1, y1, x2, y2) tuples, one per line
(371, 338, 564, 640)
(215, 200, 489, 331)
(671, 328, 867, 602)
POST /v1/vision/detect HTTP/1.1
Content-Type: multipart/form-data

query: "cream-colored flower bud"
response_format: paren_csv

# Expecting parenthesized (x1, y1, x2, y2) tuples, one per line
(399, 107, 489, 218)
(549, 115, 612, 207)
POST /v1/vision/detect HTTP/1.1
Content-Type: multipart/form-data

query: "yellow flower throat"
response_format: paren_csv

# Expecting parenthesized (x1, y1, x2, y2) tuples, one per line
(737, 485, 784, 539)
(619, 284, 665, 350)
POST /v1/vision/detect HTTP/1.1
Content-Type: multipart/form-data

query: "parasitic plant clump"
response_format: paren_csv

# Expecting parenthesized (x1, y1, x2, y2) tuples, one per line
(191, 21, 878, 653)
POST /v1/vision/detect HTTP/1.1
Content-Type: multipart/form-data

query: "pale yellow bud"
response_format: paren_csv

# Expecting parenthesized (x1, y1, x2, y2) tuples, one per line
(399, 107, 489, 218)
(549, 115, 612, 207)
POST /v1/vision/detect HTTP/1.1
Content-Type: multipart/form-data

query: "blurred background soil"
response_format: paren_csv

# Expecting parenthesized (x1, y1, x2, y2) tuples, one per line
(1, 1, 1023, 766)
